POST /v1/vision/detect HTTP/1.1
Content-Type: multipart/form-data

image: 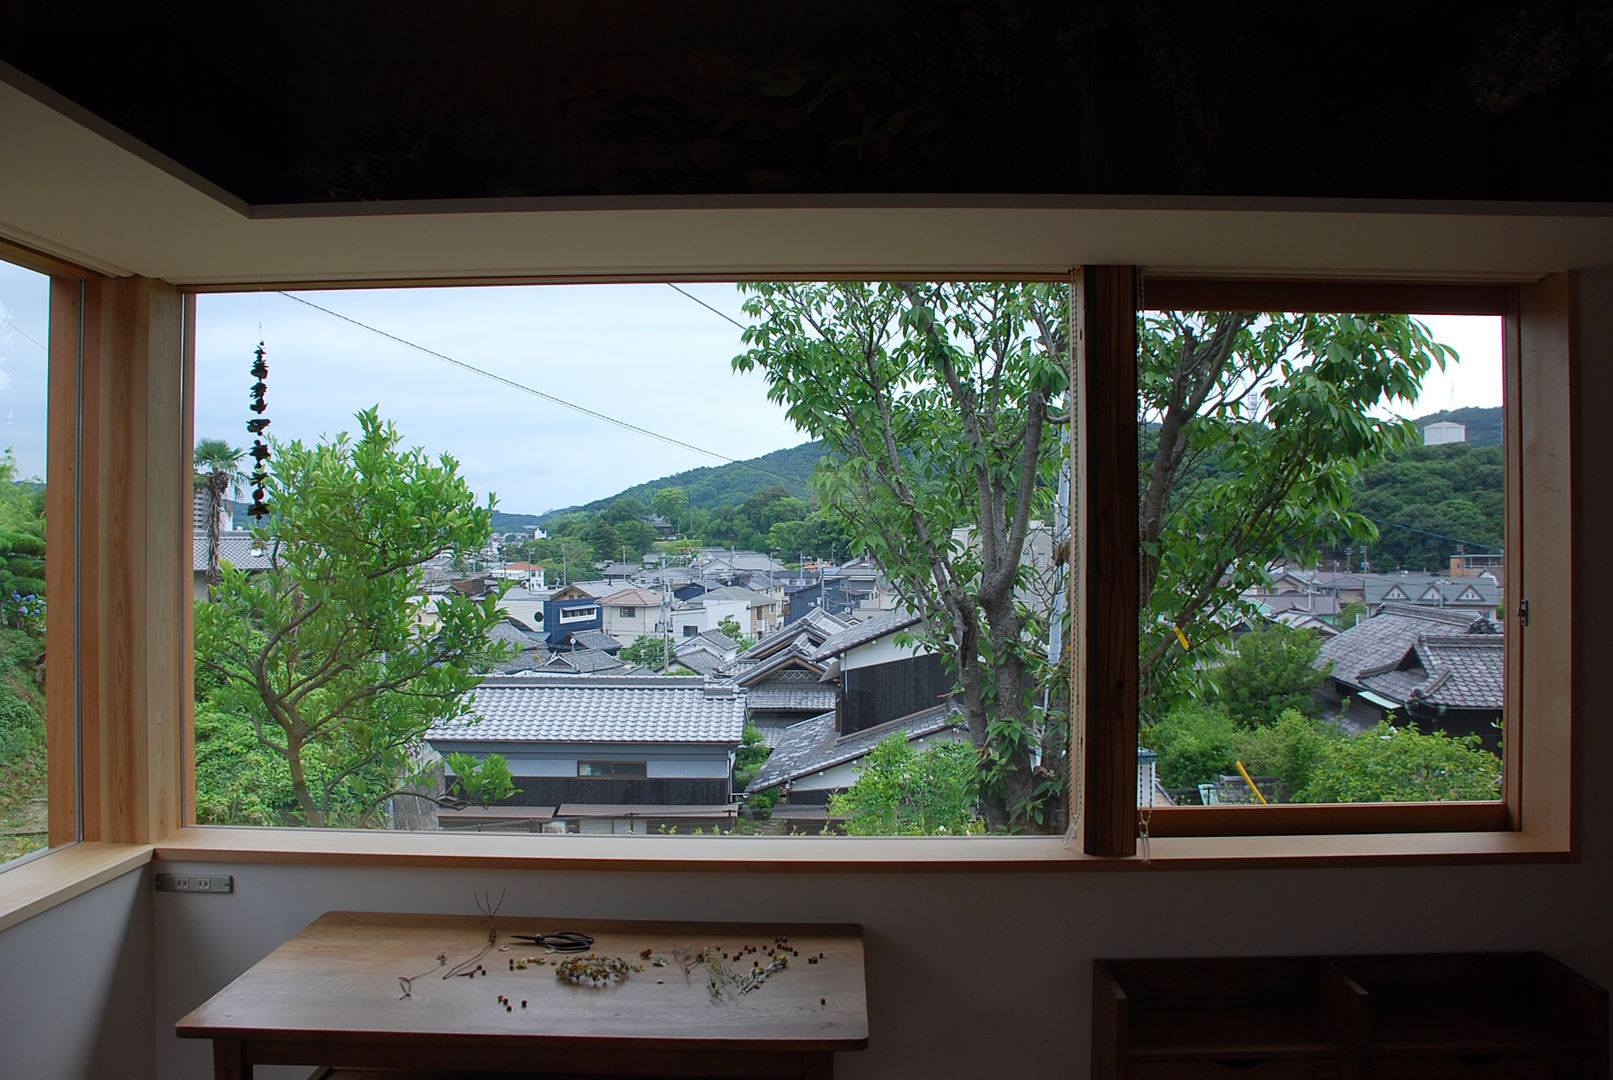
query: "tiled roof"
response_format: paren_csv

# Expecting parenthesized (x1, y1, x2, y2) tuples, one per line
(545, 648, 624, 673)
(1363, 574, 1499, 607)
(601, 587, 663, 608)
(747, 700, 964, 792)
(672, 649, 725, 676)
(810, 609, 923, 660)
(487, 618, 544, 648)
(1247, 593, 1342, 617)
(1317, 603, 1497, 687)
(738, 609, 848, 660)
(567, 629, 623, 653)
(745, 686, 837, 712)
(734, 641, 825, 686)
(696, 630, 739, 653)
(701, 585, 776, 606)
(192, 531, 273, 572)
(429, 675, 746, 745)
(1360, 634, 1504, 710)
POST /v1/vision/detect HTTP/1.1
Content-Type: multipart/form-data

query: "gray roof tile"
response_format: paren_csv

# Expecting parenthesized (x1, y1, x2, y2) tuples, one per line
(1317, 603, 1496, 686)
(745, 686, 837, 712)
(810, 609, 923, 660)
(192, 531, 273, 572)
(429, 675, 747, 745)
(747, 700, 964, 792)
(546, 648, 624, 673)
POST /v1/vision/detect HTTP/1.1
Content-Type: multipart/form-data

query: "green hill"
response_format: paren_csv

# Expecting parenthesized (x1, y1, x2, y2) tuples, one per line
(538, 440, 828, 523)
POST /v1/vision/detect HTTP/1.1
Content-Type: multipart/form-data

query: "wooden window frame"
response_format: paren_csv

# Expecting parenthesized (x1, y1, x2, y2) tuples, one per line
(8, 265, 1570, 891)
(1075, 270, 1574, 856)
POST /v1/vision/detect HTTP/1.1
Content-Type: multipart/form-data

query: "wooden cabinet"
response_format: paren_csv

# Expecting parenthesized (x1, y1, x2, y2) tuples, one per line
(1093, 953, 1606, 1080)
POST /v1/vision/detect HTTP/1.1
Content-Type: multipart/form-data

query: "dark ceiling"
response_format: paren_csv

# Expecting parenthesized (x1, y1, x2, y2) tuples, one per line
(3, 1, 1611, 206)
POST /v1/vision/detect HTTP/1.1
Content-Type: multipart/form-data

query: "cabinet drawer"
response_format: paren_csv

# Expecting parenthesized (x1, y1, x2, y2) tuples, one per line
(1130, 1059, 1357, 1080)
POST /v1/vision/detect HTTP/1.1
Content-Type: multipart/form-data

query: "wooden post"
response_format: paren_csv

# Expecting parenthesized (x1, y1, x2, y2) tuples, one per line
(1077, 266, 1139, 858)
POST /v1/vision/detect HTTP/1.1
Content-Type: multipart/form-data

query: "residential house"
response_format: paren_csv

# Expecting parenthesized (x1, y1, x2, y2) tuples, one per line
(541, 584, 605, 648)
(427, 674, 746, 834)
(812, 609, 951, 738)
(495, 584, 545, 633)
(598, 586, 665, 647)
(1315, 603, 1504, 748)
(544, 648, 625, 675)
(699, 584, 783, 639)
(1362, 573, 1500, 615)
(596, 560, 642, 584)
(745, 700, 967, 812)
(486, 618, 549, 674)
(564, 628, 624, 655)
(725, 637, 838, 748)
(490, 561, 547, 591)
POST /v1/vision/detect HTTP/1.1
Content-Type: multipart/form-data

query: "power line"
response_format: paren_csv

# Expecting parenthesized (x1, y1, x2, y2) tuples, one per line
(1366, 517, 1499, 551)
(665, 282, 749, 332)
(0, 317, 45, 353)
(275, 291, 800, 487)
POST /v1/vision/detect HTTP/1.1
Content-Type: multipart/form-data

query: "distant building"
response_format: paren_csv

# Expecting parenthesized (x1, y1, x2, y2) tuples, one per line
(1422, 420, 1467, 445)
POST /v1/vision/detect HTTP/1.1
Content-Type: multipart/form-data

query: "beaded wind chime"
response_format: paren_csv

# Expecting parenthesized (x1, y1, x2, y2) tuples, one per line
(246, 342, 271, 519)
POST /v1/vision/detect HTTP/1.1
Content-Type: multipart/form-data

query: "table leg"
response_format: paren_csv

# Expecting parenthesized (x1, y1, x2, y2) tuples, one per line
(212, 1038, 250, 1080)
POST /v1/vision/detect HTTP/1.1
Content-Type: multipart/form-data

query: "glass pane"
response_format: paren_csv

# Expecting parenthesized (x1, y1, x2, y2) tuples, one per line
(1137, 310, 1505, 806)
(0, 262, 52, 863)
(192, 282, 1070, 837)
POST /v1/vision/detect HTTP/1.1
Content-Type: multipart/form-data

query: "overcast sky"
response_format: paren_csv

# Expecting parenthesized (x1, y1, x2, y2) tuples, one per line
(0, 265, 1504, 514)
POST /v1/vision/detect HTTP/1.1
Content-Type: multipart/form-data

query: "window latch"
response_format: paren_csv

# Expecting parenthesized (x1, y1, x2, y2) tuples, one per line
(1517, 598, 1529, 627)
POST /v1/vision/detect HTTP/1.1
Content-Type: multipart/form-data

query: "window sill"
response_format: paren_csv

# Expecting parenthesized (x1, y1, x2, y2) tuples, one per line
(153, 825, 1570, 874)
(0, 842, 155, 933)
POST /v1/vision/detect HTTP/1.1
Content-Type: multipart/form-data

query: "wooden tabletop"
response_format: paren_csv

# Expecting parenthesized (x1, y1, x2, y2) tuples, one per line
(176, 911, 868, 1057)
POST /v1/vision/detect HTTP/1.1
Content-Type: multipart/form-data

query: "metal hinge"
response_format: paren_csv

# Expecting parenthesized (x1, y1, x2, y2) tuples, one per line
(1517, 598, 1529, 627)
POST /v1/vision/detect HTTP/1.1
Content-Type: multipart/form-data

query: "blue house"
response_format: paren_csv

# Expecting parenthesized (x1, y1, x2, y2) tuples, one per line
(542, 583, 604, 647)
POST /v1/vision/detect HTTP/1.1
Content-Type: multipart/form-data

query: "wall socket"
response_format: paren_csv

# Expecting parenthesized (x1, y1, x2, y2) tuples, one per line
(154, 873, 234, 894)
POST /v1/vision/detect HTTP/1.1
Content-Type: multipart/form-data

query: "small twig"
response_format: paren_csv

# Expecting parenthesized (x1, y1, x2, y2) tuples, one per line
(397, 950, 449, 998)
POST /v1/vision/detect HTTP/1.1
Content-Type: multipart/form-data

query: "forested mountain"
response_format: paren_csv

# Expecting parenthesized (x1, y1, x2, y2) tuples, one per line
(538, 440, 826, 523)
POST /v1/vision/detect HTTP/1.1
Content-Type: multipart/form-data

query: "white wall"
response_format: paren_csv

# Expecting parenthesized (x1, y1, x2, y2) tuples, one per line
(842, 633, 929, 672)
(0, 866, 154, 1080)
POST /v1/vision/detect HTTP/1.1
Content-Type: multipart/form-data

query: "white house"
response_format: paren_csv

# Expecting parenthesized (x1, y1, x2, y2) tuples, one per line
(599, 586, 665, 646)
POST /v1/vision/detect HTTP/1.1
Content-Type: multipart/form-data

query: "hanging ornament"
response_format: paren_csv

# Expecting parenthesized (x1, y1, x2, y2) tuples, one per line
(247, 341, 271, 519)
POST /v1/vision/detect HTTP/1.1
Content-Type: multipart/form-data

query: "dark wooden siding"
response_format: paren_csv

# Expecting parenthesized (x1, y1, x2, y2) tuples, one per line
(499, 777, 731, 807)
(840, 654, 952, 736)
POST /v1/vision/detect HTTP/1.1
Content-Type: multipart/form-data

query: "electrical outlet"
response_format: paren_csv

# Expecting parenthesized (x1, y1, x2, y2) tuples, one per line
(155, 873, 234, 894)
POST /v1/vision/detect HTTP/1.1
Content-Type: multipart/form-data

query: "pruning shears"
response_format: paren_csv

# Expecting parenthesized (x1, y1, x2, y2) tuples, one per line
(508, 930, 595, 953)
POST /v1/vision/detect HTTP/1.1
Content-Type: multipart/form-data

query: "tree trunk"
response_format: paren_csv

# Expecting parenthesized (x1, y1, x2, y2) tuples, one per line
(285, 738, 326, 827)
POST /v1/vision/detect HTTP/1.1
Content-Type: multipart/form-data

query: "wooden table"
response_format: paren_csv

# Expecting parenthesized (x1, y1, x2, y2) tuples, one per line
(176, 911, 869, 1079)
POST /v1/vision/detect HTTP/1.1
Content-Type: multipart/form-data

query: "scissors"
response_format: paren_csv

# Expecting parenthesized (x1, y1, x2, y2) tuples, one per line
(509, 930, 595, 953)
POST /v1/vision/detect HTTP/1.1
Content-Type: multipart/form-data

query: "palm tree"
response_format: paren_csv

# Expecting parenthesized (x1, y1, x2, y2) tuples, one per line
(194, 438, 245, 589)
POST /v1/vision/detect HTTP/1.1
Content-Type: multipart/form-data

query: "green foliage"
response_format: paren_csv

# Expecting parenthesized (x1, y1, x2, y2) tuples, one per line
(1215, 625, 1329, 727)
(736, 280, 1068, 831)
(829, 734, 984, 836)
(620, 634, 672, 669)
(650, 486, 690, 529)
(0, 626, 46, 861)
(716, 615, 745, 641)
(193, 408, 512, 827)
(1142, 703, 1238, 791)
(1234, 709, 1338, 796)
(734, 724, 771, 792)
(1337, 600, 1368, 628)
(1139, 311, 1452, 720)
(1351, 440, 1504, 570)
(443, 751, 520, 806)
(0, 452, 46, 632)
(1298, 719, 1501, 803)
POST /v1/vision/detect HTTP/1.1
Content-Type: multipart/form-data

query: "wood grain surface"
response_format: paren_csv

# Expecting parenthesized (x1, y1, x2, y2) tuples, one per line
(177, 911, 868, 1061)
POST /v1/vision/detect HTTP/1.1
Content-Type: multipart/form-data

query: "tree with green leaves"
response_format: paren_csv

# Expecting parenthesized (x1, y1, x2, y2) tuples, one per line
(1214, 624, 1329, 728)
(1139, 312, 1452, 718)
(194, 409, 512, 827)
(829, 733, 983, 836)
(736, 281, 1067, 831)
(651, 486, 690, 533)
(620, 634, 672, 670)
(1298, 719, 1500, 802)
(193, 438, 246, 590)
(733, 723, 771, 794)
